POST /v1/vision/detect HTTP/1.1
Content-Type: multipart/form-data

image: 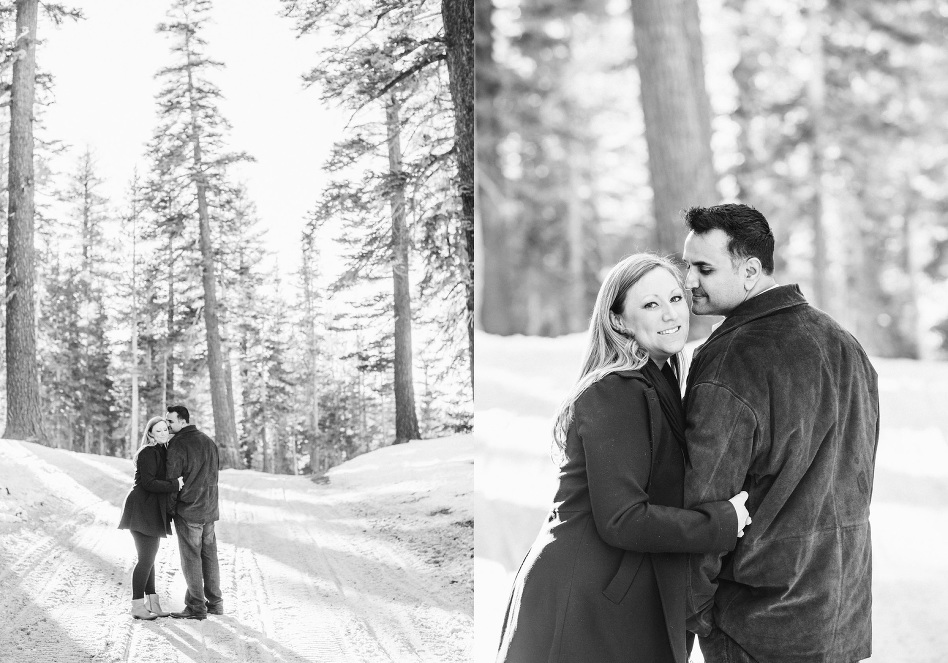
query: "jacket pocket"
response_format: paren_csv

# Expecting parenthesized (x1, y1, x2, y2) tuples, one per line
(603, 550, 645, 604)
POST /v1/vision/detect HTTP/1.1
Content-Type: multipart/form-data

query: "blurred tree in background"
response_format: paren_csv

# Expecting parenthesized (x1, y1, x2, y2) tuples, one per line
(476, 0, 948, 359)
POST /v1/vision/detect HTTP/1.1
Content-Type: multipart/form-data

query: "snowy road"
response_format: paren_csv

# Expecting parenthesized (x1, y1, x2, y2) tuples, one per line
(0, 436, 472, 662)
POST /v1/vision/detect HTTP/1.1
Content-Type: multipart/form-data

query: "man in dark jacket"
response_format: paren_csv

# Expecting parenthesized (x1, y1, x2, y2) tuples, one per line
(165, 404, 222, 620)
(680, 204, 879, 663)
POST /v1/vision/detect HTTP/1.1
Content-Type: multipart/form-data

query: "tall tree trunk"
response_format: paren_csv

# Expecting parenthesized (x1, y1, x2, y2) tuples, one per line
(301, 240, 320, 471)
(806, 0, 828, 312)
(164, 234, 174, 410)
(130, 195, 140, 457)
(81, 151, 92, 272)
(290, 414, 298, 475)
(899, 193, 920, 358)
(224, 349, 237, 439)
(728, 0, 754, 201)
(475, 0, 517, 335)
(565, 146, 585, 332)
(185, 65, 240, 469)
(4, 0, 43, 442)
(192, 136, 240, 467)
(261, 423, 270, 474)
(386, 96, 420, 445)
(442, 0, 475, 388)
(631, 0, 719, 340)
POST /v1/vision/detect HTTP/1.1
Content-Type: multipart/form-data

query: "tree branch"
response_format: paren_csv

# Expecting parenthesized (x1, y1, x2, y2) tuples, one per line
(372, 51, 447, 101)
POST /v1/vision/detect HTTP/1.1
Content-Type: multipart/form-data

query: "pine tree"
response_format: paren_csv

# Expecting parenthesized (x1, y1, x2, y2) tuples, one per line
(296, 226, 324, 472)
(4, 0, 43, 441)
(441, 0, 474, 386)
(68, 149, 116, 454)
(284, 0, 469, 446)
(137, 171, 203, 418)
(151, 0, 250, 466)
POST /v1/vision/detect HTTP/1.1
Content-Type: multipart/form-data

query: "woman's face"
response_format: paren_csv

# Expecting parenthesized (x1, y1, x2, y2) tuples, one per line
(151, 420, 170, 444)
(613, 267, 689, 364)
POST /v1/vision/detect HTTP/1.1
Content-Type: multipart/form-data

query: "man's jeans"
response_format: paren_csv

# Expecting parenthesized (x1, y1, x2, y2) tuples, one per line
(173, 516, 222, 614)
(699, 628, 759, 663)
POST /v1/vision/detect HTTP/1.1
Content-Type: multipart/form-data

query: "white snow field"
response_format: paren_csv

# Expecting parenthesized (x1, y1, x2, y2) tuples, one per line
(0, 434, 472, 662)
(475, 329, 948, 663)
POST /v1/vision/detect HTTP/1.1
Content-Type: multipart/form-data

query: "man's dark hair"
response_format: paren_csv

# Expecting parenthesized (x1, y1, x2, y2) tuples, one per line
(684, 203, 775, 274)
(167, 404, 190, 423)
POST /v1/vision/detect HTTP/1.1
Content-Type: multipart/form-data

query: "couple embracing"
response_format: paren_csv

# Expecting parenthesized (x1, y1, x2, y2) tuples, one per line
(497, 204, 879, 663)
(117, 405, 223, 621)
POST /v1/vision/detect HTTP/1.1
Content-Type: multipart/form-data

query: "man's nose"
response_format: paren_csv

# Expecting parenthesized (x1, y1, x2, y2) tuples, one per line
(684, 267, 698, 289)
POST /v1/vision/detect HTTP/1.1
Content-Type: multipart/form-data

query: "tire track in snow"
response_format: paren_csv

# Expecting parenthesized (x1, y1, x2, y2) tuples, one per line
(0, 443, 127, 662)
(303, 499, 470, 662)
(224, 472, 361, 663)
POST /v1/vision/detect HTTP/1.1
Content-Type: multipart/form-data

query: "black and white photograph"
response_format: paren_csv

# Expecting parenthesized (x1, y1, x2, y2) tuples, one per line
(475, 1, 948, 662)
(0, 0, 473, 661)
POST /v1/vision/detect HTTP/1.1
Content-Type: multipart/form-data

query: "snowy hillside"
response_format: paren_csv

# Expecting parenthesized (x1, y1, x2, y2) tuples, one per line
(475, 329, 948, 663)
(0, 434, 472, 662)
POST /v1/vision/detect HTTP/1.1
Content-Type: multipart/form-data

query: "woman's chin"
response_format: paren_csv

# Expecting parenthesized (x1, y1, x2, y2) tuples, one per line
(645, 340, 686, 362)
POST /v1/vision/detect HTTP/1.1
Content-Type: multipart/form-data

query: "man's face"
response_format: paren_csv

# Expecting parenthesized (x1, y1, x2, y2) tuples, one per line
(682, 229, 748, 317)
(166, 412, 186, 434)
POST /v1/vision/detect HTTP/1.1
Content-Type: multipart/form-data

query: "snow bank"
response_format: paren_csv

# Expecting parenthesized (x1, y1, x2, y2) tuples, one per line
(475, 329, 948, 663)
(328, 435, 474, 596)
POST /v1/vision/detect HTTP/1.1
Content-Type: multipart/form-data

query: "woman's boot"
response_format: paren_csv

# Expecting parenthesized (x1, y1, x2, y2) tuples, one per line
(131, 598, 157, 620)
(145, 594, 171, 617)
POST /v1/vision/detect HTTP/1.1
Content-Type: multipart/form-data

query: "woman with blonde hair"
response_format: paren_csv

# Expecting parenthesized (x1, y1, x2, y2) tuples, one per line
(496, 253, 751, 663)
(118, 415, 183, 620)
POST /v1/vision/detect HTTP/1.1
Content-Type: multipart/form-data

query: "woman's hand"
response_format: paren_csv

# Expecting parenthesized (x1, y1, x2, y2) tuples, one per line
(177, 477, 184, 490)
(728, 491, 752, 538)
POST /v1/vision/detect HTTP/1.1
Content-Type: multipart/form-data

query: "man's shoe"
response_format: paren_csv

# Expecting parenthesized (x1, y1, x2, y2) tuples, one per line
(206, 603, 224, 615)
(170, 607, 207, 620)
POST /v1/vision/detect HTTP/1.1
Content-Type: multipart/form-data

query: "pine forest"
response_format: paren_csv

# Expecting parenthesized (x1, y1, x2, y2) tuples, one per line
(476, 0, 948, 360)
(0, 0, 474, 474)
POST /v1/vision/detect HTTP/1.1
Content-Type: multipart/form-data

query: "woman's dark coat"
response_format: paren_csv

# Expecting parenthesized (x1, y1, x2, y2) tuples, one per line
(496, 363, 738, 663)
(117, 444, 177, 538)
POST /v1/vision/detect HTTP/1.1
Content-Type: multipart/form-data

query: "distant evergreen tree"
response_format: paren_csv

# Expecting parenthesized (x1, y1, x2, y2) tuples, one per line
(69, 149, 116, 454)
(294, 226, 326, 472)
(136, 173, 203, 417)
(238, 265, 296, 473)
(726, 0, 948, 357)
(284, 0, 470, 445)
(38, 259, 81, 449)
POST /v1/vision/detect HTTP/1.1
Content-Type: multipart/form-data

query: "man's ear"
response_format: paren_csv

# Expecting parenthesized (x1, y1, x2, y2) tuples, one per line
(743, 257, 762, 290)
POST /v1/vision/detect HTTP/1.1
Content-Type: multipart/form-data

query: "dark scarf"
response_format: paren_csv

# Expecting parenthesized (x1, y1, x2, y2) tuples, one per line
(641, 358, 688, 459)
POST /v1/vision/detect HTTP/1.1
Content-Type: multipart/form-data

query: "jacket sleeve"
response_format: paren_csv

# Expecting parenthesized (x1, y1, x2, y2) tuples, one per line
(138, 447, 179, 494)
(684, 381, 758, 636)
(576, 375, 738, 555)
(166, 440, 184, 481)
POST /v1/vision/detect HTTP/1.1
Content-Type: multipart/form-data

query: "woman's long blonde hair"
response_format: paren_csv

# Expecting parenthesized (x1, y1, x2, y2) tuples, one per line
(133, 415, 168, 466)
(552, 253, 685, 459)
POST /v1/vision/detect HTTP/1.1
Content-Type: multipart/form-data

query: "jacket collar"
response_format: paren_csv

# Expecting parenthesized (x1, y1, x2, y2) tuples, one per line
(702, 284, 808, 347)
(171, 424, 197, 440)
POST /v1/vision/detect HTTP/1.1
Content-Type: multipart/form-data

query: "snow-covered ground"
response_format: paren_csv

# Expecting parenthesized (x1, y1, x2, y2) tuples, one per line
(0, 434, 472, 662)
(475, 329, 948, 663)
